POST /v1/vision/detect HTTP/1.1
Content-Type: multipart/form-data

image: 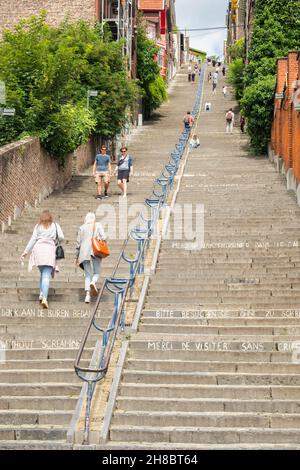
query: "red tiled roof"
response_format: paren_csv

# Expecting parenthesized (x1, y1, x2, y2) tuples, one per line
(138, 0, 165, 11)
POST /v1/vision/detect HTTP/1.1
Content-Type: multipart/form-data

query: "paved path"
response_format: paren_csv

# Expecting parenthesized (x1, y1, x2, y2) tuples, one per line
(0, 67, 198, 448)
(107, 65, 300, 449)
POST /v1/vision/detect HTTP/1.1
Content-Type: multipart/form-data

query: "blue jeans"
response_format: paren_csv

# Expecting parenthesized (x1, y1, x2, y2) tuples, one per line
(38, 265, 53, 299)
(83, 258, 101, 292)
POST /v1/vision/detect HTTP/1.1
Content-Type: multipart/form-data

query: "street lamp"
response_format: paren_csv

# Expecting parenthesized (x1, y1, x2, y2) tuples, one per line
(87, 89, 98, 109)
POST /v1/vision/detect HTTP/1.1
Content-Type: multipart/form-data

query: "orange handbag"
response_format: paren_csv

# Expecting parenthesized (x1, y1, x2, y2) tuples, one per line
(92, 223, 110, 258)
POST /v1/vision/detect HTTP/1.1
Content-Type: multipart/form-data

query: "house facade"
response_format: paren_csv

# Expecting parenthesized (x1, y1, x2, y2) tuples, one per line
(226, 0, 256, 63)
(0, 1, 138, 77)
(138, 0, 177, 79)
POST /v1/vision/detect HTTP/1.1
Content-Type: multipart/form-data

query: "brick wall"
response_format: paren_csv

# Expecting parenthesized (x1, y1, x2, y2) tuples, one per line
(271, 51, 300, 183)
(0, 136, 96, 228)
(272, 58, 287, 157)
(292, 57, 300, 182)
(0, 0, 97, 35)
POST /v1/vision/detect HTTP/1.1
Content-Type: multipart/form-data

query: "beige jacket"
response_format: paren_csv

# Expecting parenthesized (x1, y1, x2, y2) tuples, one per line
(75, 222, 106, 266)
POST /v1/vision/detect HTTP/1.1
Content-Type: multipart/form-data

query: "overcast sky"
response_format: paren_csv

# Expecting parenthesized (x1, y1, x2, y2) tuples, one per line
(175, 0, 228, 58)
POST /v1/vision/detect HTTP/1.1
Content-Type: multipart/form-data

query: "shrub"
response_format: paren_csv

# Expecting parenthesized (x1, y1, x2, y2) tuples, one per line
(240, 75, 276, 154)
(228, 59, 245, 101)
(40, 104, 96, 165)
(136, 13, 167, 117)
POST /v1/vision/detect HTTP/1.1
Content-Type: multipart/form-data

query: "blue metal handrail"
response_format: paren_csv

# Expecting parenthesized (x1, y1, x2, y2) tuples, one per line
(74, 62, 206, 444)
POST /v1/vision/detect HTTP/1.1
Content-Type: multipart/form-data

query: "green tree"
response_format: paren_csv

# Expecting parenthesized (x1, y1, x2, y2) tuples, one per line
(240, 0, 300, 154)
(0, 14, 140, 162)
(228, 38, 244, 61)
(241, 75, 276, 154)
(228, 58, 245, 101)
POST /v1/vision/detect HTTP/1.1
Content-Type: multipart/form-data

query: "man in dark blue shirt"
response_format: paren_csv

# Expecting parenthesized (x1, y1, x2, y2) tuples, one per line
(93, 145, 112, 199)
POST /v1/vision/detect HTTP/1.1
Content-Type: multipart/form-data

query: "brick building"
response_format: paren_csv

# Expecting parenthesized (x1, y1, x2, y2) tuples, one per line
(270, 51, 300, 199)
(138, 0, 176, 78)
(0, 0, 137, 77)
(0, 0, 98, 34)
(226, 0, 255, 63)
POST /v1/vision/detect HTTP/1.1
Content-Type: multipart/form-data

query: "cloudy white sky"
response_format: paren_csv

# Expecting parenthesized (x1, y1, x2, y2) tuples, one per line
(175, 0, 228, 58)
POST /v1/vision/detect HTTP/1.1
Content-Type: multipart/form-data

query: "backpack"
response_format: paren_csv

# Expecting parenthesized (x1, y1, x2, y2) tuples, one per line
(226, 112, 233, 123)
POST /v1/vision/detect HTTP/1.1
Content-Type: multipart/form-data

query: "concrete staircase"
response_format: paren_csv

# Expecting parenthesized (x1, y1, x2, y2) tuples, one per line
(0, 69, 198, 449)
(108, 67, 300, 449)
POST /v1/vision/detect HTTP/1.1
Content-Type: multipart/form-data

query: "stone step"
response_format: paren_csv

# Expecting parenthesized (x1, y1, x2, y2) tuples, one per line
(138, 324, 300, 336)
(0, 410, 72, 426)
(0, 383, 81, 396)
(0, 292, 114, 302)
(116, 397, 300, 414)
(0, 440, 72, 450)
(149, 280, 300, 288)
(0, 336, 98, 348)
(142, 309, 300, 318)
(1, 348, 91, 360)
(145, 301, 300, 309)
(0, 359, 89, 370)
(109, 425, 300, 445)
(0, 426, 68, 441)
(131, 337, 300, 351)
(0, 396, 78, 411)
(126, 359, 300, 374)
(119, 383, 300, 400)
(0, 370, 81, 384)
(1, 324, 105, 336)
(128, 349, 294, 362)
(145, 288, 300, 300)
(112, 410, 300, 428)
(121, 370, 300, 386)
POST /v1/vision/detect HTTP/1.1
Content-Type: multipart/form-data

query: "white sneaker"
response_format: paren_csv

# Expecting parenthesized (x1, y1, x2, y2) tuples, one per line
(39, 293, 43, 303)
(85, 292, 91, 304)
(90, 282, 98, 297)
(41, 298, 48, 309)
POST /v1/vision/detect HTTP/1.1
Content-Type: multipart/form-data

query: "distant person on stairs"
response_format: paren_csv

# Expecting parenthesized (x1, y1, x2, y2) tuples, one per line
(225, 108, 235, 134)
(240, 115, 246, 133)
(20, 210, 64, 309)
(183, 111, 194, 131)
(116, 147, 134, 198)
(190, 134, 200, 149)
(75, 212, 106, 304)
(212, 80, 217, 94)
(93, 145, 112, 199)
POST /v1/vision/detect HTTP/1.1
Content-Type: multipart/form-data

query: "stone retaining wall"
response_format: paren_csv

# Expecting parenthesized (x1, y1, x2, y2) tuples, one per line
(0, 136, 96, 229)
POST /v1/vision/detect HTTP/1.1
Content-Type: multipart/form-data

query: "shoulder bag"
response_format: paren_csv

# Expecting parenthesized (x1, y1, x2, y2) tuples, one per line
(91, 223, 110, 258)
(55, 223, 65, 260)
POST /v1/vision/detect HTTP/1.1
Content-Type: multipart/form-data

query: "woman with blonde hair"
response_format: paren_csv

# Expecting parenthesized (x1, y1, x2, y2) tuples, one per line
(75, 212, 106, 303)
(20, 210, 64, 309)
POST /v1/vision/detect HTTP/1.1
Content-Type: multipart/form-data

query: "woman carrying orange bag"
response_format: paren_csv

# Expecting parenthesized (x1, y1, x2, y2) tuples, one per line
(75, 212, 106, 304)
